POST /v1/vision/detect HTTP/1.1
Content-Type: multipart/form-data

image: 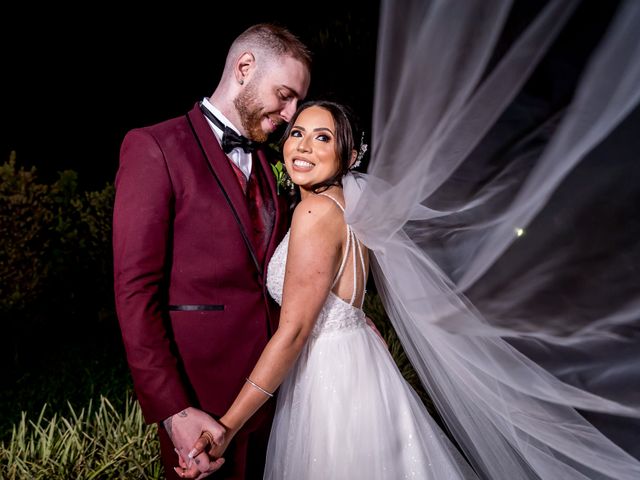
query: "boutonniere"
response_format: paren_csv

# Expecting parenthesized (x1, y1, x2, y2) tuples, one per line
(270, 160, 295, 196)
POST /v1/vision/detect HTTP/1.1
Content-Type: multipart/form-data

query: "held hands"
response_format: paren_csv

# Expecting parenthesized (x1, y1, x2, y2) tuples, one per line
(163, 407, 226, 479)
(181, 377, 274, 478)
(189, 421, 238, 470)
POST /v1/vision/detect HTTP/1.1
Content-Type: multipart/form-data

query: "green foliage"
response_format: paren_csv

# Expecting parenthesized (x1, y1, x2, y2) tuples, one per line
(0, 396, 162, 480)
(0, 152, 53, 312)
(0, 152, 114, 315)
(0, 153, 116, 381)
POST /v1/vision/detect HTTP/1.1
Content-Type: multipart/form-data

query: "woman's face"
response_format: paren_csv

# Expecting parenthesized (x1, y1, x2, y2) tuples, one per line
(283, 106, 340, 191)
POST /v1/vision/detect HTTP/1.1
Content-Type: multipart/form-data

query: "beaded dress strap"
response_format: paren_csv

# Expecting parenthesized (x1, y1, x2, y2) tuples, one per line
(318, 193, 367, 306)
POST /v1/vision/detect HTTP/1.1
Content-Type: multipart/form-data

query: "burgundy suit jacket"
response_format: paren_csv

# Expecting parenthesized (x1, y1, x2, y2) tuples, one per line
(113, 102, 289, 425)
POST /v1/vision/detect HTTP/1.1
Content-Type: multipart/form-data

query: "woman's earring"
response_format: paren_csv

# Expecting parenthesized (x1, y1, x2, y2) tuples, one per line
(239, 79, 244, 85)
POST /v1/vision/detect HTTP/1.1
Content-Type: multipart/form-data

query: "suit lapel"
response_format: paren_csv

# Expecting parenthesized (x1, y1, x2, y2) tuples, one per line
(256, 149, 289, 273)
(187, 104, 260, 272)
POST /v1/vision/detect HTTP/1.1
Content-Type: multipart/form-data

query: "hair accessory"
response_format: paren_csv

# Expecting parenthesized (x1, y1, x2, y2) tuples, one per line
(352, 131, 368, 169)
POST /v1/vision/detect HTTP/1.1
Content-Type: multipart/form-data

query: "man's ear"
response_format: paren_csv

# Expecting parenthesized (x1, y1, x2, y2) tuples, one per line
(235, 52, 256, 85)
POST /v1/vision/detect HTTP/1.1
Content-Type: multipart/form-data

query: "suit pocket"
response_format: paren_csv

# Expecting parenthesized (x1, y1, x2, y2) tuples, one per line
(168, 304, 224, 311)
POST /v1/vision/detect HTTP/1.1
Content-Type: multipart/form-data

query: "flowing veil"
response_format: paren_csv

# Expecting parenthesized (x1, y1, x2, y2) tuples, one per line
(344, 0, 640, 478)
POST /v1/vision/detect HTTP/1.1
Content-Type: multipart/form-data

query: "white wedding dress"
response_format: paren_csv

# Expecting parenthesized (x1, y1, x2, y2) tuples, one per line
(263, 194, 478, 480)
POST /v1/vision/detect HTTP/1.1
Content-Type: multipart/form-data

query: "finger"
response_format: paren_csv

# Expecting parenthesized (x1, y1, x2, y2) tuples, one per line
(201, 426, 226, 447)
(191, 451, 212, 474)
(194, 457, 226, 479)
(176, 461, 204, 479)
(191, 454, 214, 477)
(210, 457, 225, 471)
(211, 445, 225, 459)
(210, 428, 225, 446)
(174, 466, 199, 479)
(187, 436, 210, 461)
(174, 448, 188, 469)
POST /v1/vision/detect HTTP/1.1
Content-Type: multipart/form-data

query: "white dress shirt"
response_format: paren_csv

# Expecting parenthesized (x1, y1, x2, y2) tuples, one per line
(201, 97, 252, 179)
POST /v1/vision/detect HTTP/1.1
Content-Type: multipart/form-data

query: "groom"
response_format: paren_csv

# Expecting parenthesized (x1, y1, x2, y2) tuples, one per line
(113, 24, 311, 479)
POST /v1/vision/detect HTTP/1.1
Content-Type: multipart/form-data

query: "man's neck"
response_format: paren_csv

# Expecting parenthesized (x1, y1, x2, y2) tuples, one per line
(207, 92, 243, 134)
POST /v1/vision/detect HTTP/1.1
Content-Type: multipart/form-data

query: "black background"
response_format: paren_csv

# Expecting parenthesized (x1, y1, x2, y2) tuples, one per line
(1, 2, 380, 190)
(1, 1, 625, 190)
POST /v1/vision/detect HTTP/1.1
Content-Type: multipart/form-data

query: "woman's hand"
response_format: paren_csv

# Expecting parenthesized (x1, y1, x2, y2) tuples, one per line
(210, 427, 237, 459)
(181, 423, 237, 477)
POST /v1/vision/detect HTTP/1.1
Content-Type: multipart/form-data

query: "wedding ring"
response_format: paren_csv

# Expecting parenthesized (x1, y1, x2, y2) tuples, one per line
(201, 430, 215, 448)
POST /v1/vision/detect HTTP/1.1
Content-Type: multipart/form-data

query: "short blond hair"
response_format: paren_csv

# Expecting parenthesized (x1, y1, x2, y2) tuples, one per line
(225, 23, 312, 73)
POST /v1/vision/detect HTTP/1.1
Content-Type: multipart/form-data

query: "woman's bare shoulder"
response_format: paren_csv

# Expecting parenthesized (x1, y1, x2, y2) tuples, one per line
(290, 194, 346, 244)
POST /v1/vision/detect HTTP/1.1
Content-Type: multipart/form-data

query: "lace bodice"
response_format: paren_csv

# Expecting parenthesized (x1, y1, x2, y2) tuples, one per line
(266, 196, 368, 338)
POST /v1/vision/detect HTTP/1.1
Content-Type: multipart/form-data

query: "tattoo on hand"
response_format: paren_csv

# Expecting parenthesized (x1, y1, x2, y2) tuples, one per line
(163, 410, 187, 441)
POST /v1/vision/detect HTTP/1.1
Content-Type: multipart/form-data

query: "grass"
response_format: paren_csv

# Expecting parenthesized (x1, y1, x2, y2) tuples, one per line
(0, 324, 132, 440)
(0, 395, 161, 480)
(1, 315, 164, 479)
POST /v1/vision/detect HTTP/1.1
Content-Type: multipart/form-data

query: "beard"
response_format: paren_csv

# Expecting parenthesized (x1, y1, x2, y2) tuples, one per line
(234, 80, 269, 143)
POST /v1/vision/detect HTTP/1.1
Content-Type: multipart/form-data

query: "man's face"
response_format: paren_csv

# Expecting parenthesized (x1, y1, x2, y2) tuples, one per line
(234, 56, 310, 142)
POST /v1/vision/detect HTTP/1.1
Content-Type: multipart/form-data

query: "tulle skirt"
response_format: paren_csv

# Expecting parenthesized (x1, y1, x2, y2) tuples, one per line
(264, 323, 478, 479)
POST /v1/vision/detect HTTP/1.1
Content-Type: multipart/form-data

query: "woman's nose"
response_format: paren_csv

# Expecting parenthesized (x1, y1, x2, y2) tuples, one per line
(296, 136, 311, 152)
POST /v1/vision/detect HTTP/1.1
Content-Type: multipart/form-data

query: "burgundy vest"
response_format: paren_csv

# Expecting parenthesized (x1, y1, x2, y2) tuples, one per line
(227, 155, 275, 266)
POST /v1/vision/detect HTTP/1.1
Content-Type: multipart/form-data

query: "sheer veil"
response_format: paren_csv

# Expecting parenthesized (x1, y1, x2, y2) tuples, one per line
(343, 0, 640, 478)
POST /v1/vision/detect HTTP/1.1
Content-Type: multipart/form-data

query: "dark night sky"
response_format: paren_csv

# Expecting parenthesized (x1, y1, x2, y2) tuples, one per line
(1, 3, 380, 190)
(0, 1, 628, 191)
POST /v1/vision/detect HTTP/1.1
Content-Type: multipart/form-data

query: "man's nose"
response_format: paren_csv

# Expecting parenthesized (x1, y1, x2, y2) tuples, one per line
(281, 99, 299, 122)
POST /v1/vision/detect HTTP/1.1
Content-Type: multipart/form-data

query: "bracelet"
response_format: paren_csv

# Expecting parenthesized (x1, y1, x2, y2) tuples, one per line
(245, 377, 274, 398)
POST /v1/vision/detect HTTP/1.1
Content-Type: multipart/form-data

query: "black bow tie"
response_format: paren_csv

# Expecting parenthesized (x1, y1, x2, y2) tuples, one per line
(199, 102, 258, 154)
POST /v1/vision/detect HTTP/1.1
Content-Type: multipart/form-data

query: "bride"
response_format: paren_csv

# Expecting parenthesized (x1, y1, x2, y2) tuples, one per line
(182, 100, 479, 479)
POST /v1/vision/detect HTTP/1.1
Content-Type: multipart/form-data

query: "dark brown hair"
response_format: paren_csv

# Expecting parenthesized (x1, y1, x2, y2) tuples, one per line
(280, 100, 360, 193)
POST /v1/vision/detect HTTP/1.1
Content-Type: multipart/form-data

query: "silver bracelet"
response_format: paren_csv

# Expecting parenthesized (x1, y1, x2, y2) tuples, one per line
(245, 377, 274, 398)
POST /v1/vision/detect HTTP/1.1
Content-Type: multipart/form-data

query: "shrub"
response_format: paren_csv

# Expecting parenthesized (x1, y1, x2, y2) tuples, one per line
(0, 153, 54, 312)
(0, 153, 116, 370)
(0, 152, 114, 315)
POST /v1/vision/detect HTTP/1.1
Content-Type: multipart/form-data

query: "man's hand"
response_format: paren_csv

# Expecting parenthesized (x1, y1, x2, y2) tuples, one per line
(163, 407, 226, 478)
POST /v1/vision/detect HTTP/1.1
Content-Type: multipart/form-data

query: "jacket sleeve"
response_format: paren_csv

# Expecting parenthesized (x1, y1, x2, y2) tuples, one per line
(113, 128, 190, 424)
